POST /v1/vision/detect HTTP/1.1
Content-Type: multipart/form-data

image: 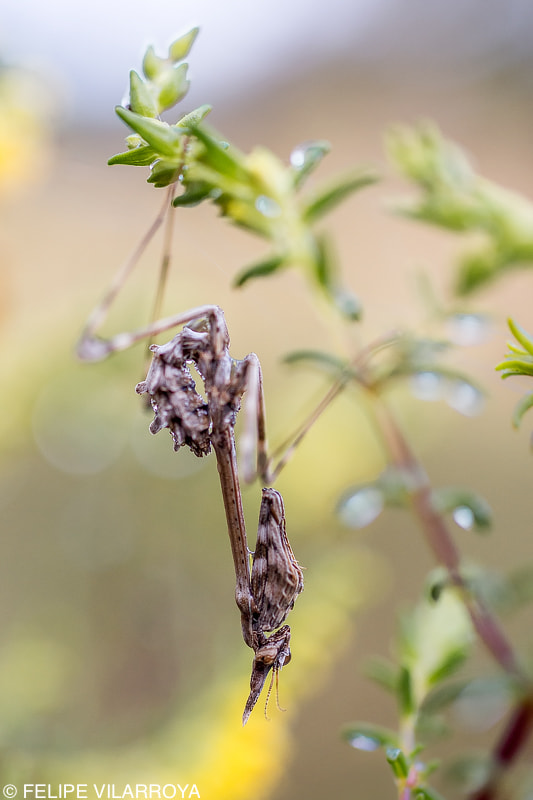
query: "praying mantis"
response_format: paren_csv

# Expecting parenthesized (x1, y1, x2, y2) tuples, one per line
(78, 298, 305, 724)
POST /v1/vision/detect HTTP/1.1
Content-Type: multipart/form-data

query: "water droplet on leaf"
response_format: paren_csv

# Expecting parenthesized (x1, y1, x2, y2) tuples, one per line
(410, 371, 444, 402)
(290, 145, 308, 169)
(453, 506, 475, 530)
(446, 313, 490, 346)
(338, 487, 384, 529)
(348, 734, 381, 752)
(255, 194, 281, 218)
(446, 380, 484, 417)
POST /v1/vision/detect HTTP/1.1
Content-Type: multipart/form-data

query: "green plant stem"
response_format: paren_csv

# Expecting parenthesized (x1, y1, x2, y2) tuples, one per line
(369, 394, 533, 798)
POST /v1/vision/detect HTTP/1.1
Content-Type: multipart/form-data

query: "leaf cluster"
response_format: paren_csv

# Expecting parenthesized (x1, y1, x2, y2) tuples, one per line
(388, 123, 533, 296)
(343, 591, 474, 798)
(108, 31, 377, 319)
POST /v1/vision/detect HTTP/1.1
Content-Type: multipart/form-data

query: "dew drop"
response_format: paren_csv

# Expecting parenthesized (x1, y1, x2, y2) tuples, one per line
(446, 380, 484, 417)
(453, 505, 475, 530)
(255, 194, 281, 218)
(338, 487, 384, 529)
(410, 371, 444, 402)
(446, 313, 490, 346)
(290, 142, 314, 169)
(348, 734, 381, 752)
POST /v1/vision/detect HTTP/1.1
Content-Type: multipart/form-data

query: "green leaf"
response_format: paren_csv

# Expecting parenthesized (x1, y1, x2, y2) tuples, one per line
(497, 358, 533, 378)
(421, 679, 472, 714)
(413, 787, 447, 800)
(176, 104, 212, 128)
(147, 160, 182, 188)
(128, 70, 158, 118)
(427, 647, 469, 686)
(168, 27, 200, 62)
(157, 63, 190, 112)
(184, 124, 249, 183)
(377, 466, 420, 507)
(512, 392, 533, 428)
(364, 657, 399, 694)
(283, 349, 348, 375)
(233, 254, 287, 287)
(397, 665, 415, 716)
(172, 182, 213, 207)
(508, 317, 533, 355)
(303, 170, 378, 224)
(454, 251, 501, 296)
(142, 45, 166, 81)
(108, 145, 157, 167)
(431, 487, 492, 531)
(386, 747, 410, 779)
(342, 722, 399, 751)
(115, 107, 183, 157)
(290, 140, 331, 188)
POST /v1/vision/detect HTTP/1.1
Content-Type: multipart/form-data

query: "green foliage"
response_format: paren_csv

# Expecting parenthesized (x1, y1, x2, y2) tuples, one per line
(496, 318, 533, 427)
(430, 487, 492, 532)
(107, 32, 377, 317)
(99, 28, 533, 799)
(388, 123, 533, 295)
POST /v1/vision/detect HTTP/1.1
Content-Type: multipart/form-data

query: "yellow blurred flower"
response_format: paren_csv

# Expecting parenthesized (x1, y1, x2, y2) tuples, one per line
(0, 65, 56, 198)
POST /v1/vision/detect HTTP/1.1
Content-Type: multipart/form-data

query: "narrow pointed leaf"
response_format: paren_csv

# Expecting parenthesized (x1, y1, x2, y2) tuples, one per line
(508, 317, 533, 355)
(386, 747, 410, 779)
(185, 124, 248, 182)
(115, 106, 183, 157)
(283, 349, 348, 375)
(169, 27, 200, 62)
(142, 45, 166, 80)
(364, 657, 399, 694)
(157, 63, 190, 112)
(176, 104, 212, 127)
(421, 679, 472, 714)
(397, 665, 415, 716)
(233, 254, 287, 287)
(128, 70, 158, 117)
(427, 646, 469, 685)
(290, 140, 331, 188)
(108, 145, 157, 167)
(414, 788, 447, 800)
(303, 171, 378, 224)
(496, 356, 533, 378)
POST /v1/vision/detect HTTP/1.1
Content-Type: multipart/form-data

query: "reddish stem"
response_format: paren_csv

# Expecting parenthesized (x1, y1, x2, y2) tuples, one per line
(370, 397, 533, 799)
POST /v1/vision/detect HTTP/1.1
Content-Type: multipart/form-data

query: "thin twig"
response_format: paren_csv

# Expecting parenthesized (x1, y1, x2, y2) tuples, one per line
(371, 395, 526, 681)
(368, 394, 533, 800)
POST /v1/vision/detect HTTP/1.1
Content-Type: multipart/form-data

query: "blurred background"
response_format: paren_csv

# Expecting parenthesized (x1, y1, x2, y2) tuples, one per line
(2, 0, 533, 797)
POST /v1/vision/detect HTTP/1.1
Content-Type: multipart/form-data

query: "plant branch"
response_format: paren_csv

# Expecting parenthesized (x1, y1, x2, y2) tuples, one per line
(368, 395, 533, 799)
(467, 695, 533, 800)
(371, 395, 525, 681)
